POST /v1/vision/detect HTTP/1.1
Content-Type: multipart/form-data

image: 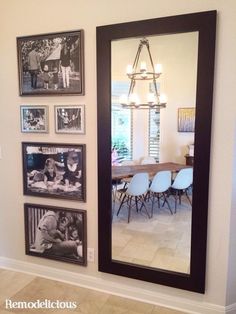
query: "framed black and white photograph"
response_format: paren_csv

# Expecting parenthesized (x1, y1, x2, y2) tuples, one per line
(24, 203, 87, 266)
(17, 30, 84, 96)
(55, 105, 85, 134)
(20, 105, 49, 133)
(22, 142, 86, 201)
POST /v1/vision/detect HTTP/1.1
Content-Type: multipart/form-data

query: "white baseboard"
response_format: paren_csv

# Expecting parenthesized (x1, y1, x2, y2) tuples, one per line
(226, 303, 236, 314)
(0, 256, 228, 314)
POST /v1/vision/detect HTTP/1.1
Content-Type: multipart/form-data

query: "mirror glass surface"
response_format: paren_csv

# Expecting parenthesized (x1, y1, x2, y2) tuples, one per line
(111, 32, 198, 274)
(97, 11, 216, 293)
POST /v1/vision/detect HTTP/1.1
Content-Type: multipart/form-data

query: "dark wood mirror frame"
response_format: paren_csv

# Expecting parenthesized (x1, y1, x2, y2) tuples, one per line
(97, 10, 216, 293)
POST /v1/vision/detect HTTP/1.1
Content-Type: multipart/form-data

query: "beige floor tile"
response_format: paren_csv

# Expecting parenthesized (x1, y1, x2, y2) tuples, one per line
(0, 269, 190, 314)
(168, 257, 190, 274)
(150, 254, 173, 270)
(131, 258, 151, 267)
(2, 277, 89, 313)
(113, 256, 134, 264)
(119, 242, 157, 262)
(111, 232, 132, 248)
(98, 303, 128, 314)
(112, 199, 192, 274)
(78, 289, 110, 314)
(105, 295, 154, 314)
(151, 305, 187, 314)
(112, 246, 125, 259)
(0, 269, 35, 304)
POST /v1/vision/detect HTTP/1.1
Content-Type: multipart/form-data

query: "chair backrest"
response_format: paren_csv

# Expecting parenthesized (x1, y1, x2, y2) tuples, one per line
(171, 168, 193, 190)
(150, 170, 172, 193)
(127, 172, 149, 196)
(140, 156, 156, 165)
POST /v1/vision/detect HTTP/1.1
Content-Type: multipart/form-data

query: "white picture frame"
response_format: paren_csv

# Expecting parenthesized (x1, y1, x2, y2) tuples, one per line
(55, 105, 85, 134)
(20, 105, 49, 133)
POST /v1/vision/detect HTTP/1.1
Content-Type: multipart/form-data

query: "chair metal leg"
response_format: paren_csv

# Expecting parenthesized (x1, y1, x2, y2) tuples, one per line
(162, 193, 173, 215)
(140, 195, 151, 219)
(128, 196, 132, 223)
(117, 194, 126, 216)
(151, 193, 155, 217)
(175, 191, 178, 213)
(178, 190, 182, 204)
(185, 189, 192, 205)
(135, 196, 138, 212)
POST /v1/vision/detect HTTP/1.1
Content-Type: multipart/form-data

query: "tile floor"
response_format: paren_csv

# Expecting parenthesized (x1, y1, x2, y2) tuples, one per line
(0, 269, 187, 313)
(112, 192, 192, 274)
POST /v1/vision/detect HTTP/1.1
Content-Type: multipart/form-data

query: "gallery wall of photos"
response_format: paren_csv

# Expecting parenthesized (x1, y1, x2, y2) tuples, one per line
(17, 29, 87, 266)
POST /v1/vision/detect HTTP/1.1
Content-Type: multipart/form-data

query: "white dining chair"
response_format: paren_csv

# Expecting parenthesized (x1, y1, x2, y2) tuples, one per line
(116, 172, 150, 223)
(149, 170, 173, 216)
(140, 156, 156, 165)
(119, 160, 136, 190)
(171, 167, 193, 213)
(121, 160, 136, 166)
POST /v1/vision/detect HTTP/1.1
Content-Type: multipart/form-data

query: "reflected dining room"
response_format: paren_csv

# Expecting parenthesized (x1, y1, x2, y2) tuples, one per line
(111, 161, 193, 274)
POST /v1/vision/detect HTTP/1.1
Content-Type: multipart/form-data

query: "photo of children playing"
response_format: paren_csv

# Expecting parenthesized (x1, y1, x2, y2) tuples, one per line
(55, 105, 85, 134)
(17, 30, 84, 95)
(21, 106, 48, 132)
(25, 204, 87, 266)
(22, 143, 86, 201)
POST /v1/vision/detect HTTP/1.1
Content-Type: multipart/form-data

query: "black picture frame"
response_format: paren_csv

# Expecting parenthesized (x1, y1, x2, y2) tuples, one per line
(17, 30, 84, 96)
(22, 142, 86, 201)
(24, 203, 87, 266)
(97, 11, 216, 293)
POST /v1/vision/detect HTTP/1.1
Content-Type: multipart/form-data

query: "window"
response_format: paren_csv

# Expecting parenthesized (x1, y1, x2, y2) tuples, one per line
(148, 109, 160, 162)
(112, 82, 160, 163)
(112, 82, 133, 161)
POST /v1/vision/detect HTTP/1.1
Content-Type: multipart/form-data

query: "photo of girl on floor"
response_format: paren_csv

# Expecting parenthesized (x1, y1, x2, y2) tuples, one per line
(23, 143, 86, 201)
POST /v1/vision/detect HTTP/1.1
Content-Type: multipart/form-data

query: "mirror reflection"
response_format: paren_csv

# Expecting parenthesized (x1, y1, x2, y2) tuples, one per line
(111, 32, 198, 274)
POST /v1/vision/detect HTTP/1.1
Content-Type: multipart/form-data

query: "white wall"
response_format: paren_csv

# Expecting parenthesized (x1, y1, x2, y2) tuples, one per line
(226, 127, 236, 305)
(0, 0, 236, 312)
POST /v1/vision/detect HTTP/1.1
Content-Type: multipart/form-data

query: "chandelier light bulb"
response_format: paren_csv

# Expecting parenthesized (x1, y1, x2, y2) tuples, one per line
(159, 94, 167, 104)
(155, 64, 162, 74)
(126, 64, 133, 75)
(147, 93, 156, 104)
(129, 93, 139, 105)
(140, 61, 147, 72)
(119, 94, 128, 104)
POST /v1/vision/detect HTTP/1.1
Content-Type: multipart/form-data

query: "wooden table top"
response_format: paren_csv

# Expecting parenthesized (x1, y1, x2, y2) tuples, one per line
(112, 162, 191, 180)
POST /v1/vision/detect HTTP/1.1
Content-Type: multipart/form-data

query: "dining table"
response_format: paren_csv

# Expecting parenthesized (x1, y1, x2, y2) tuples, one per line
(112, 162, 192, 181)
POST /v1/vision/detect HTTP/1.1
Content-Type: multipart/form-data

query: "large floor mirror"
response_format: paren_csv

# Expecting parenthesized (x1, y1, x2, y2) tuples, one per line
(97, 11, 216, 293)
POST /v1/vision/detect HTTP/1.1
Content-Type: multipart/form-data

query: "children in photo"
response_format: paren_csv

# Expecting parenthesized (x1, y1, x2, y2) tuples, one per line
(33, 211, 82, 259)
(43, 158, 57, 186)
(69, 225, 80, 242)
(25, 111, 37, 128)
(69, 110, 79, 129)
(63, 150, 81, 190)
(52, 66, 59, 90)
(42, 64, 50, 89)
(59, 111, 70, 129)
